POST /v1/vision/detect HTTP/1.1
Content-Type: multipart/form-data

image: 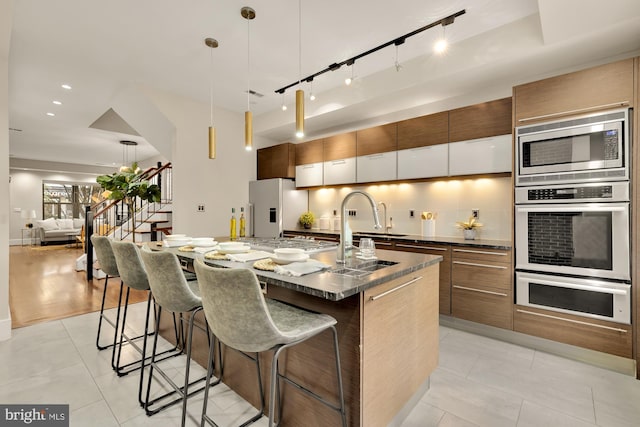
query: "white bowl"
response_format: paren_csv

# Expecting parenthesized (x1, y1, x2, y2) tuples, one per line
(271, 253, 309, 264)
(273, 248, 306, 261)
(219, 241, 246, 249)
(165, 234, 187, 240)
(191, 237, 216, 247)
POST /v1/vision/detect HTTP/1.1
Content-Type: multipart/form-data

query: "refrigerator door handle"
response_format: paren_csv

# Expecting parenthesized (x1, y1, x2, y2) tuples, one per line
(248, 203, 254, 237)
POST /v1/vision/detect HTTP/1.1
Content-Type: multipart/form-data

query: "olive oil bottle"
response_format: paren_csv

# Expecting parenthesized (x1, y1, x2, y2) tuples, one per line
(230, 208, 237, 240)
(239, 207, 246, 238)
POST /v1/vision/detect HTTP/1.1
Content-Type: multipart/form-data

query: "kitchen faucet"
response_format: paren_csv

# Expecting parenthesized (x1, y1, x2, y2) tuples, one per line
(378, 202, 393, 234)
(337, 191, 382, 263)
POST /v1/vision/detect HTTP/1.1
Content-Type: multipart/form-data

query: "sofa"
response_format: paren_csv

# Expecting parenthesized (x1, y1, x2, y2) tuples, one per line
(35, 218, 84, 245)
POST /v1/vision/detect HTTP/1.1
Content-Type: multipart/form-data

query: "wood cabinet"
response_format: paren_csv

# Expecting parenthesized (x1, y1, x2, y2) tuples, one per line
(362, 265, 439, 427)
(295, 139, 324, 165)
(257, 143, 295, 180)
(356, 124, 397, 156)
(513, 58, 634, 124)
(393, 242, 451, 315)
(324, 132, 356, 161)
(513, 305, 632, 358)
(397, 111, 449, 149)
(449, 97, 512, 142)
(448, 134, 512, 176)
(451, 246, 512, 329)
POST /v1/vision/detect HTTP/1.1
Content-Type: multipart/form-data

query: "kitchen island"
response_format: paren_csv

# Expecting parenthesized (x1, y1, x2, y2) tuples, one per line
(154, 244, 442, 427)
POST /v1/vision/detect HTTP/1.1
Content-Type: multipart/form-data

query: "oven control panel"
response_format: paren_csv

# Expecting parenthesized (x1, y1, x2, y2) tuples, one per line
(515, 181, 629, 204)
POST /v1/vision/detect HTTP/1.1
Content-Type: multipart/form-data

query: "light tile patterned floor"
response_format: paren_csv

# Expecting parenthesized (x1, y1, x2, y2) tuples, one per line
(1, 303, 639, 426)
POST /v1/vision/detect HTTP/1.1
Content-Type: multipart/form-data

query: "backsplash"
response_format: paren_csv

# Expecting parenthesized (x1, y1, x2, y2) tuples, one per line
(307, 177, 512, 240)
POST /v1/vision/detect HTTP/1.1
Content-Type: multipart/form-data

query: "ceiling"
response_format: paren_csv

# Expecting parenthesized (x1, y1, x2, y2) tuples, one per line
(8, 0, 640, 168)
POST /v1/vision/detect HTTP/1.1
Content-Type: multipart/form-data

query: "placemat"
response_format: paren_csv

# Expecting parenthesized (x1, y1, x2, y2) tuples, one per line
(204, 251, 229, 260)
(253, 258, 277, 271)
(178, 245, 195, 252)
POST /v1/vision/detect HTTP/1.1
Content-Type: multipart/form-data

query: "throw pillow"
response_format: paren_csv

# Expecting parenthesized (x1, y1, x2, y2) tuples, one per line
(73, 218, 84, 229)
(37, 218, 59, 231)
(57, 219, 74, 230)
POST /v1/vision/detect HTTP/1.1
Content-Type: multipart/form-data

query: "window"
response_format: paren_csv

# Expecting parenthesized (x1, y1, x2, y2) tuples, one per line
(42, 182, 103, 219)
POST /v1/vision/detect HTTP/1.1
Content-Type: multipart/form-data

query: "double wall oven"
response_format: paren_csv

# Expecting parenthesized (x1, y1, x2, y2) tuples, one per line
(514, 108, 632, 325)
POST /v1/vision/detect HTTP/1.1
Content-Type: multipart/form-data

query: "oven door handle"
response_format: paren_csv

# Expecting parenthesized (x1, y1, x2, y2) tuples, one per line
(517, 206, 627, 213)
(525, 277, 628, 295)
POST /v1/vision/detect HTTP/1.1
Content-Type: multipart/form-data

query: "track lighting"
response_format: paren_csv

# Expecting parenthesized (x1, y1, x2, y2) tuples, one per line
(274, 9, 465, 95)
(345, 61, 355, 86)
(281, 92, 287, 111)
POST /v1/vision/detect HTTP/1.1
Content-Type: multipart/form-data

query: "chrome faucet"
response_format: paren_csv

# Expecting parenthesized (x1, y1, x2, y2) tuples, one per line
(378, 202, 393, 233)
(337, 191, 382, 263)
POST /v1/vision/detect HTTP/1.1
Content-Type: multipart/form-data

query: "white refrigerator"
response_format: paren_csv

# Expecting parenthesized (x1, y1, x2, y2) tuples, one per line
(248, 178, 308, 238)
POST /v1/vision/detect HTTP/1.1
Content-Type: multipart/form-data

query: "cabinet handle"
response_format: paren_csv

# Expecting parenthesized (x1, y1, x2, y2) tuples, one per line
(453, 260, 508, 270)
(302, 164, 316, 169)
(517, 102, 629, 123)
(396, 243, 447, 251)
(374, 241, 393, 246)
(453, 285, 508, 297)
(453, 248, 508, 256)
(516, 309, 628, 333)
(370, 276, 422, 301)
(331, 160, 346, 165)
(366, 154, 384, 159)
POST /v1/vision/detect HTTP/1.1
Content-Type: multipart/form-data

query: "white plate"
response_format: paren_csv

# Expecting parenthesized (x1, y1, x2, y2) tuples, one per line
(270, 254, 309, 265)
(217, 245, 251, 254)
(192, 241, 217, 248)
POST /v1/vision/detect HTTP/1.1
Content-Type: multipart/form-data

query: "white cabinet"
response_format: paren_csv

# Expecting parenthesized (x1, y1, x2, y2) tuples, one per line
(295, 162, 323, 187)
(357, 152, 397, 183)
(323, 157, 356, 186)
(397, 144, 449, 180)
(448, 134, 512, 176)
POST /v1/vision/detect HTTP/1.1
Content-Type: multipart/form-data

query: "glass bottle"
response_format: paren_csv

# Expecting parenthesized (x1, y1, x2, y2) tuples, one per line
(239, 207, 246, 238)
(230, 208, 237, 240)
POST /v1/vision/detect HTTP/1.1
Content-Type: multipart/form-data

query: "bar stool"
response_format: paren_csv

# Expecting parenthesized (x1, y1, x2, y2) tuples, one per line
(140, 246, 218, 426)
(110, 241, 181, 404)
(90, 235, 125, 353)
(193, 259, 347, 427)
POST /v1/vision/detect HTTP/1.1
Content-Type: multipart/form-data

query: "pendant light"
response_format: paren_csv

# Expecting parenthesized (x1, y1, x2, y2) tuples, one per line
(242, 7, 255, 151)
(205, 37, 219, 159)
(295, 0, 304, 139)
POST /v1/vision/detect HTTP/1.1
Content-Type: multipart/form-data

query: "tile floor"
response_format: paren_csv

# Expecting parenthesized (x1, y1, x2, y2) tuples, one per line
(1, 303, 640, 426)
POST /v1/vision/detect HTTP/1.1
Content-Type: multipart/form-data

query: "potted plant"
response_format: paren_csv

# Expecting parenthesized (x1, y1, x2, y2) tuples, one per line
(299, 211, 315, 229)
(96, 162, 161, 242)
(456, 216, 482, 240)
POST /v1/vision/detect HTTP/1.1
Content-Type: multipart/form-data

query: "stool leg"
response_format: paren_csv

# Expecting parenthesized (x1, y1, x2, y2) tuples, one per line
(138, 292, 154, 406)
(144, 306, 163, 414)
(112, 286, 131, 373)
(180, 308, 199, 427)
(268, 347, 287, 427)
(96, 277, 123, 350)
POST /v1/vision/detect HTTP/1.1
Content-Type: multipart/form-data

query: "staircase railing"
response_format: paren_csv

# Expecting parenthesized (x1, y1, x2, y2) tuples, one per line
(85, 162, 172, 280)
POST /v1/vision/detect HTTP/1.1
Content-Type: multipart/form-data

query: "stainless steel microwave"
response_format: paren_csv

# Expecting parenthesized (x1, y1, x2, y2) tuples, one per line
(515, 109, 629, 186)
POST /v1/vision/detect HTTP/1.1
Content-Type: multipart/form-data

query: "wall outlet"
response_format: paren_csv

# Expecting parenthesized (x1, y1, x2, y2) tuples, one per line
(472, 209, 479, 219)
(410, 209, 415, 218)
(197, 204, 205, 212)
(348, 209, 357, 217)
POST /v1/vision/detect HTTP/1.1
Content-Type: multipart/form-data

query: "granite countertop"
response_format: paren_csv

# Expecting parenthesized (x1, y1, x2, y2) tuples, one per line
(153, 243, 442, 301)
(284, 229, 512, 250)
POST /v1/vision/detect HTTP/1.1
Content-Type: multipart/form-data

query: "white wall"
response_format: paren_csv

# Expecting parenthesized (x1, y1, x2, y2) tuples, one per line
(1, 0, 14, 341)
(8, 168, 109, 244)
(138, 85, 264, 238)
(308, 177, 512, 241)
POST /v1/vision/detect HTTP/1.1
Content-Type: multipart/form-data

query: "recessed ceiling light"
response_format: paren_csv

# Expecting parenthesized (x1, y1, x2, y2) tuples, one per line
(61, 84, 72, 90)
(53, 100, 62, 105)
(46, 112, 55, 116)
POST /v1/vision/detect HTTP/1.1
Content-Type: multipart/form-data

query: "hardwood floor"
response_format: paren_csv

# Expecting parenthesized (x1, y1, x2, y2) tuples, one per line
(9, 244, 149, 329)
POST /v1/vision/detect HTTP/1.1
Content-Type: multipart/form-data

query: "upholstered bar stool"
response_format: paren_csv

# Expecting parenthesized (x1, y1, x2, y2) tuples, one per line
(194, 259, 347, 427)
(91, 235, 125, 352)
(110, 241, 181, 404)
(140, 246, 217, 426)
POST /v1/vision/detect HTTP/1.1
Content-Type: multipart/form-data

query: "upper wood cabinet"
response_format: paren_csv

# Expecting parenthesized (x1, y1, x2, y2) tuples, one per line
(397, 111, 449, 150)
(324, 132, 356, 161)
(295, 139, 323, 165)
(356, 123, 397, 156)
(513, 58, 634, 124)
(449, 97, 512, 142)
(257, 143, 295, 180)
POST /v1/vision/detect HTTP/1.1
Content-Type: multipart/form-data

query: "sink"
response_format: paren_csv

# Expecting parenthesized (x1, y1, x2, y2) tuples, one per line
(329, 259, 398, 277)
